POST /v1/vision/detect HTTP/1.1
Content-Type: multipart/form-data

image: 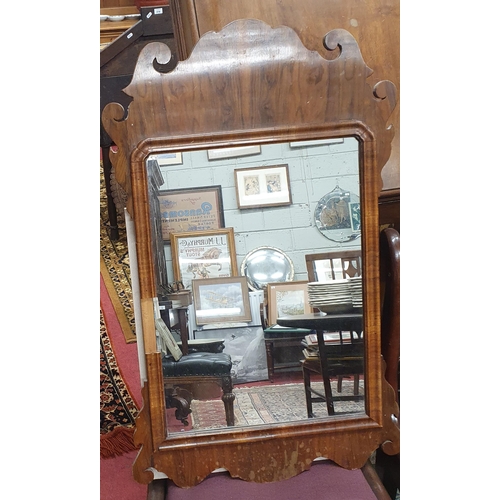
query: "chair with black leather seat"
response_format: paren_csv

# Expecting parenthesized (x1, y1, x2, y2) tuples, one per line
(162, 351, 235, 426)
(157, 314, 235, 427)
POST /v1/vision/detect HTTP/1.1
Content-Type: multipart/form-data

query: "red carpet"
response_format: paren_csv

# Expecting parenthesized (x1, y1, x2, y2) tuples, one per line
(100, 274, 147, 500)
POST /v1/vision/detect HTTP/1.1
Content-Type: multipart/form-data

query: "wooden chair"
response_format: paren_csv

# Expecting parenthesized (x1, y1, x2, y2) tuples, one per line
(301, 320, 364, 418)
(374, 228, 400, 499)
(305, 250, 363, 393)
(305, 250, 362, 282)
(161, 309, 235, 426)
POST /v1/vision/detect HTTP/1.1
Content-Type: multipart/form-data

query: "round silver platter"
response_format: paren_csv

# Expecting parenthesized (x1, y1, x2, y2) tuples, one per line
(240, 246, 295, 291)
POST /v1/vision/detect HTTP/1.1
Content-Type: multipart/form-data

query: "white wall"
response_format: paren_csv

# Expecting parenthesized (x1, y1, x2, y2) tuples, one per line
(155, 137, 361, 284)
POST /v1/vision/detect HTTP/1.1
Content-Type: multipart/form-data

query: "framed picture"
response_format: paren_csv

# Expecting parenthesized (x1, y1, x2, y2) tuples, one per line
(157, 185, 225, 242)
(192, 276, 252, 325)
(234, 164, 292, 209)
(156, 152, 183, 166)
(170, 228, 238, 291)
(207, 145, 261, 160)
(267, 281, 312, 326)
(289, 138, 344, 148)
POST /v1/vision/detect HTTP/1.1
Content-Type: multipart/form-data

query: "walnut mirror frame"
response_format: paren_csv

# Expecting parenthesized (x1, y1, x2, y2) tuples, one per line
(102, 19, 399, 488)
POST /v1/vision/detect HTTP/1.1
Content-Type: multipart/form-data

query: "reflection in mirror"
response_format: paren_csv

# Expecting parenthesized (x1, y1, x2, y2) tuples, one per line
(145, 137, 364, 436)
(240, 246, 295, 291)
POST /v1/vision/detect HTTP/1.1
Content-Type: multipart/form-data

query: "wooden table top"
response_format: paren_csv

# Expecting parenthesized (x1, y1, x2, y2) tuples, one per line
(277, 311, 363, 331)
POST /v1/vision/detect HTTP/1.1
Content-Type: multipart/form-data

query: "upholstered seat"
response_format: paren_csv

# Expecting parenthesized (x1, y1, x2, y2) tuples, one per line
(162, 352, 232, 377)
(162, 352, 235, 427)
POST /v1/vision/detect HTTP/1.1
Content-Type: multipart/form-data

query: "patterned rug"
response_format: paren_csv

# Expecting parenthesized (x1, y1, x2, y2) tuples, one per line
(99, 164, 136, 343)
(191, 380, 364, 430)
(100, 307, 140, 458)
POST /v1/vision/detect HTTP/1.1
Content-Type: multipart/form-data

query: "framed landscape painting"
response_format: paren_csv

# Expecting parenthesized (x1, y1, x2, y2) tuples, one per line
(267, 281, 312, 325)
(192, 276, 252, 325)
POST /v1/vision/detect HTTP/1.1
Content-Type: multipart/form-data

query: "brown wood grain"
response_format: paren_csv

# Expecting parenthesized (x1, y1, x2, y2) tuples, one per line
(170, 0, 400, 191)
(102, 19, 399, 487)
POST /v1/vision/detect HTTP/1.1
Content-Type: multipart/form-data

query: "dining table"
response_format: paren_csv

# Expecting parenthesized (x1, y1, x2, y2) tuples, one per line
(277, 310, 364, 416)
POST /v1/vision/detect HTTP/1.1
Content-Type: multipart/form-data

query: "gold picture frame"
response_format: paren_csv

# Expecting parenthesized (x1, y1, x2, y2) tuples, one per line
(267, 280, 312, 326)
(170, 228, 238, 291)
(192, 276, 252, 325)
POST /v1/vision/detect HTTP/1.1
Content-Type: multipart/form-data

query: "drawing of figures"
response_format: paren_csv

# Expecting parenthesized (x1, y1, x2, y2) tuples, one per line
(244, 175, 260, 195)
(266, 174, 282, 193)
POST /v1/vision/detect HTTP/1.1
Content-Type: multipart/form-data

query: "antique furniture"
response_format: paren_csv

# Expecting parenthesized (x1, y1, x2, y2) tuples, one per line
(277, 312, 364, 417)
(379, 228, 400, 401)
(100, 4, 178, 240)
(263, 325, 313, 382)
(305, 250, 362, 283)
(160, 305, 235, 426)
(102, 18, 399, 492)
(375, 228, 400, 498)
(305, 249, 363, 392)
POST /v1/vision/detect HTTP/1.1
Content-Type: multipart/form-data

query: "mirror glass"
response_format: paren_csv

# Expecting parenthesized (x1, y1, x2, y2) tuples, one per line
(240, 246, 295, 291)
(145, 137, 365, 436)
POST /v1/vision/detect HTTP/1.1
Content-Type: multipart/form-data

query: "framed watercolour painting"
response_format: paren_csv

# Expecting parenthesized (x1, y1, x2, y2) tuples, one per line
(234, 164, 292, 209)
(192, 276, 252, 325)
(170, 228, 238, 291)
(266, 281, 312, 326)
(157, 185, 225, 242)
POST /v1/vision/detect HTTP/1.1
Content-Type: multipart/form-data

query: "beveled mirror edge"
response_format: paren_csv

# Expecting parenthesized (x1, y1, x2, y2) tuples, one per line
(101, 19, 399, 487)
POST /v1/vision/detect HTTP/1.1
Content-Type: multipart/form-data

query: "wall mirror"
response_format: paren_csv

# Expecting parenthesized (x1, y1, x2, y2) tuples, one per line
(102, 19, 399, 488)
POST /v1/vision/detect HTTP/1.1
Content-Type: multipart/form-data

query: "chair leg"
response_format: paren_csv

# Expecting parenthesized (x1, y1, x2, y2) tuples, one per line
(165, 387, 192, 426)
(220, 375, 235, 426)
(265, 340, 275, 382)
(337, 376, 343, 393)
(303, 367, 314, 418)
(354, 374, 360, 395)
(323, 376, 335, 416)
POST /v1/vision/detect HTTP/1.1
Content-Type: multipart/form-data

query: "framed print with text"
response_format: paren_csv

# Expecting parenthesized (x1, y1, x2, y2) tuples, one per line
(170, 228, 238, 291)
(157, 185, 225, 242)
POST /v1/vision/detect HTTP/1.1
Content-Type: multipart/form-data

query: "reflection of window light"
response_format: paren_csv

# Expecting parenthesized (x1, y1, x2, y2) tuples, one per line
(196, 308, 241, 317)
(253, 272, 268, 280)
(270, 271, 284, 279)
(271, 255, 285, 263)
(251, 255, 267, 265)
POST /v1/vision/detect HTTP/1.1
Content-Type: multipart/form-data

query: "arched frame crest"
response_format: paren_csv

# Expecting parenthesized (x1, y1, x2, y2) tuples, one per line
(102, 19, 398, 488)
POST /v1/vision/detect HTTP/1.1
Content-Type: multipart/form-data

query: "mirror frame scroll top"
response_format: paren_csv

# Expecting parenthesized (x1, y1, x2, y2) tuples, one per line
(101, 19, 399, 488)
